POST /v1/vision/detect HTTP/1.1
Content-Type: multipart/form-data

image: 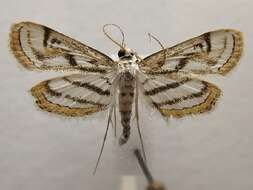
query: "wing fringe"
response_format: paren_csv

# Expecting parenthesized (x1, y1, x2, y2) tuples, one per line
(9, 22, 36, 70)
(217, 29, 243, 75)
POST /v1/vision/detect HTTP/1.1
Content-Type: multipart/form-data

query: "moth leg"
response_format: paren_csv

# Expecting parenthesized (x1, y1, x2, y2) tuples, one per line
(109, 108, 114, 136)
(93, 105, 113, 175)
(113, 105, 117, 138)
(135, 79, 146, 161)
(111, 76, 120, 138)
(110, 104, 117, 138)
(93, 76, 120, 174)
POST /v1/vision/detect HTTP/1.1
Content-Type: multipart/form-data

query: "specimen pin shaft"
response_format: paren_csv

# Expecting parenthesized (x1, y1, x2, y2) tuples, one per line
(134, 149, 154, 183)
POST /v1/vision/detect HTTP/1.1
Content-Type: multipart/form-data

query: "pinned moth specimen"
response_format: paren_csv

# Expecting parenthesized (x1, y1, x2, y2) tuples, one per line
(9, 22, 243, 172)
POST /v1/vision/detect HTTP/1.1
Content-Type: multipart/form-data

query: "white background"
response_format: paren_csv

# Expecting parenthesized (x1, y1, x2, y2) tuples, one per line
(0, 0, 252, 190)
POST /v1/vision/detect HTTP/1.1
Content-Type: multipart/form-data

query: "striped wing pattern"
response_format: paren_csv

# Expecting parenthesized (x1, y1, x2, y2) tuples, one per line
(138, 72, 221, 118)
(9, 22, 243, 119)
(140, 29, 243, 76)
(31, 73, 115, 117)
(10, 22, 114, 73)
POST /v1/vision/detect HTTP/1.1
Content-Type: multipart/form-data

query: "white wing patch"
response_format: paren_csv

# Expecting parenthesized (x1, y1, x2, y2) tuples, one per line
(138, 72, 221, 118)
(31, 72, 116, 117)
(10, 22, 114, 73)
(141, 29, 243, 75)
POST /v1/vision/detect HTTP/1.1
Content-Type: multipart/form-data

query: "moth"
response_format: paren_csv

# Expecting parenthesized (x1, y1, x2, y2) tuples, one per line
(10, 22, 243, 172)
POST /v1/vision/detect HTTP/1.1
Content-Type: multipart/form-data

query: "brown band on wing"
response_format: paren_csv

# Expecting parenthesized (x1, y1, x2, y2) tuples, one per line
(43, 26, 51, 47)
(77, 66, 107, 73)
(203, 32, 211, 52)
(44, 81, 106, 106)
(51, 38, 62, 45)
(141, 77, 158, 85)
(145, 70, 178, 75)
(64, 95, 105, 106)
(152, 84, 208, 107)
(63, 77, 111, 96)
(27, 28, 64, 62)
(175, 58, 188, 70)
(158, 81, 221, 118)
(100, 76, 112, 85)
(144, 78, 190, 96)
(45, 82, 62, 97)
(64, 54, 78, 66)
(87, 59, 98, 65)
(31, 81, 105, 117)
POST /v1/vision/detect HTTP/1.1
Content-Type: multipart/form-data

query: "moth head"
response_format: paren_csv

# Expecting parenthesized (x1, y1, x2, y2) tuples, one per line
(118, 48, 134, 59)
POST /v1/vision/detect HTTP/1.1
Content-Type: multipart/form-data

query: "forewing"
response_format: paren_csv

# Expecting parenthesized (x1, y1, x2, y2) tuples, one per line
(140, 29, 243, 75)
(138, 72, 221, 118)
(10, 22, 115, 73)
(31, 72, 116, 117)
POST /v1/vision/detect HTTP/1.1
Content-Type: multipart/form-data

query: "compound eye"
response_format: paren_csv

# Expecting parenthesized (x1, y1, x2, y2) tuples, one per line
(118, 49, 126, 58)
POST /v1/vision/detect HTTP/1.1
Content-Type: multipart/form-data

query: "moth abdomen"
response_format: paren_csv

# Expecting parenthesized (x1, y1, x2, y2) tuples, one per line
(118, 71, 135, 145)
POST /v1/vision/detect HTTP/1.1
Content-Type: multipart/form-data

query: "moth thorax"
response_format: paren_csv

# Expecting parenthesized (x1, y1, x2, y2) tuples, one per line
(118, 61, 139, 77)
(122, 71, 134, 81)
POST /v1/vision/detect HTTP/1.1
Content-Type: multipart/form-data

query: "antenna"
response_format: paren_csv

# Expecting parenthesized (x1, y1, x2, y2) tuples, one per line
(103, 24, 126, 50)
(148, 33, 166, 65)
